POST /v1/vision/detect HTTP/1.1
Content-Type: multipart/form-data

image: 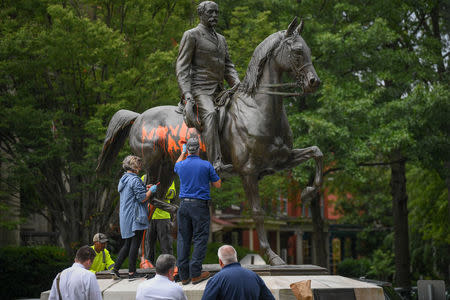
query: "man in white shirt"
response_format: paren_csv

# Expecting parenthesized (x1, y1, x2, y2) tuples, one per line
(49, 245, 102, 300)
(136, 254, 187, 300)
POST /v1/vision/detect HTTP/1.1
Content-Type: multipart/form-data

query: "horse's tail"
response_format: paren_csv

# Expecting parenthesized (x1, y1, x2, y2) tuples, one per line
(96, 109, 140, 174)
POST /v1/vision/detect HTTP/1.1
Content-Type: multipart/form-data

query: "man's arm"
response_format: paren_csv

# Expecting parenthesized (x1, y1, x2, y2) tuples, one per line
(176, 31, 195, 100)
(87, 272, 102, 300)
(223, 38, 240, 87)
(209, 162, 221, 188)
(105, 249, 115, 271)
(201, 277, 220, 300)
(258, 275, 275, 300)
(48, 277, 58, 300)
(176, 144, 188, 163)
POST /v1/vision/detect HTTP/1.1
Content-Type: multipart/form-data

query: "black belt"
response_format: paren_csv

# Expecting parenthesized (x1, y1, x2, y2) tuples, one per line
(182, 198, 209, 204)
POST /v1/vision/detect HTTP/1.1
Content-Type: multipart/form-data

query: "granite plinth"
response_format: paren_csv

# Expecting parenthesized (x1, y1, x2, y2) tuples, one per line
(40, 275, 384, 300)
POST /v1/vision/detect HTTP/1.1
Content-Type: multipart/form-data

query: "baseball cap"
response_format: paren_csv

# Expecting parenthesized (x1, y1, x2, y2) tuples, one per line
(93, 233, 108, 243)
(186, 137, 200, 154)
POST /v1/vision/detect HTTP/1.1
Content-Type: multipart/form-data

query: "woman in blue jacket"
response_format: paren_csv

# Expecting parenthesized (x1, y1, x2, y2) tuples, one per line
(111, 155, 157, 280)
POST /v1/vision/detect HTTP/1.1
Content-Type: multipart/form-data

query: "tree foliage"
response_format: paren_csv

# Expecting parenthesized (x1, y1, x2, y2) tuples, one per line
(0, 0, 448, 286)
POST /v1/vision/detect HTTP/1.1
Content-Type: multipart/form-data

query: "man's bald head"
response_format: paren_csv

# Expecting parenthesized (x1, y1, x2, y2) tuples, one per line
(218, 245, 238, 266)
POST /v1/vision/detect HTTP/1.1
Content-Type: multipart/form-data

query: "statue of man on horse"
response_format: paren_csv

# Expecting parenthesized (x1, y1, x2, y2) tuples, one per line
(176, 1, 240, 174)
(97, 7, 322, 265)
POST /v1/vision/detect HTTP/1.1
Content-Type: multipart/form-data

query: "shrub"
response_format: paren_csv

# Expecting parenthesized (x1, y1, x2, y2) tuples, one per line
(337, 257, 371, 278)
(0, 246, 72, 299)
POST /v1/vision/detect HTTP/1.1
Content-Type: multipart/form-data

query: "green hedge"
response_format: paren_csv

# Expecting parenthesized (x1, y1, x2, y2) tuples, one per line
(0, 242, 255, 299)
(337, 257, 371, 278)
(0, 246, 72, 299)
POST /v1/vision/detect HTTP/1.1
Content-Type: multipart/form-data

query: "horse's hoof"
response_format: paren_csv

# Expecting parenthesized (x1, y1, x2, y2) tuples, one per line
(267, 250, 286, 266)
(269, 255, 287, 266)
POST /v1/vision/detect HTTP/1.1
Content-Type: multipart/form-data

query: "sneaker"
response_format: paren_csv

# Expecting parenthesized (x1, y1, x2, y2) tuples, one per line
(110, 269, 120, 280)
(192, 271, 210, 285)
(181, 278, 191, 285)
(128, 273, 139, 281)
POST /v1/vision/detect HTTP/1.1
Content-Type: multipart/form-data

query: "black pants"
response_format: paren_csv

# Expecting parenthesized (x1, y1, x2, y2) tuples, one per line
(114, 230, 144, 273)
(146, 219, 173, 264)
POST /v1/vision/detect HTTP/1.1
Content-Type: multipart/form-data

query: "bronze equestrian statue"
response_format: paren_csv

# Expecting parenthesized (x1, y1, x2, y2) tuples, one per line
(97, 17, 322, 265)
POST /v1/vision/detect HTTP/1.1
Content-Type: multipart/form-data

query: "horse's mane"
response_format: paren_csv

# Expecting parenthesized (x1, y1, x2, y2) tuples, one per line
(240, 31, 285, 95)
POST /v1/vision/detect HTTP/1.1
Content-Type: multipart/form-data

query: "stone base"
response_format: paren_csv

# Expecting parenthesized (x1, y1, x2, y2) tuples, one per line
(41, 275, 384, 300)
(40, 265, 384, 300)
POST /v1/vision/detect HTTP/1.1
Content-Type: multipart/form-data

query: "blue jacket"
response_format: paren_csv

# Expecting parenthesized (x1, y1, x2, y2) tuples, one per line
(118, 172, 149, 238)
(201, 262, 275, 300)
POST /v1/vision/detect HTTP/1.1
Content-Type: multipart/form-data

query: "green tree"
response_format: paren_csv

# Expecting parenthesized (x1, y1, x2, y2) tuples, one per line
(0, 0, 192, 252)
(287, 0, 449, 289)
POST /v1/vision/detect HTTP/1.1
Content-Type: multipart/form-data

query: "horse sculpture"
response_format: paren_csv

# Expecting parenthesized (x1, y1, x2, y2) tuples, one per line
(97, 17, 322, 265)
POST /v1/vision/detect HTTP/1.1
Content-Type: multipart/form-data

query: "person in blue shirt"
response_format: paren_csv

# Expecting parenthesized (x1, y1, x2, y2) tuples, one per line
(111, 155, 157, 281)
(174, 137, 221, 285)
(201, 245, 275, 300)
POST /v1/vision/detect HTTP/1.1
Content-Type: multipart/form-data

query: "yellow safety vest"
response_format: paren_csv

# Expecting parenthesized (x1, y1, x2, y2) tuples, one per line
(141, 176, 176, 220)
(89, 245, 115, 273)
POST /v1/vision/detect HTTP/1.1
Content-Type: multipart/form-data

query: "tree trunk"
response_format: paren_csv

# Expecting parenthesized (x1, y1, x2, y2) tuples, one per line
(445, 161, 450, 227)
(310, 192, 328, 268)
(390, 152, 411, 290)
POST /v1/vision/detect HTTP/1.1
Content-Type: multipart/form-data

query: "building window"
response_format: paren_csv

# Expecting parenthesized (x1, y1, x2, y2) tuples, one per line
(282, 197, 288, 215)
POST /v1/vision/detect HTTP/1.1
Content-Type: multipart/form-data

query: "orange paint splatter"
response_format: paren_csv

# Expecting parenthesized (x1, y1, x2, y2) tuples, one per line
(155, 126, 169, 148)
(167, 135, 179, 158)
(140, 121, 206, 157)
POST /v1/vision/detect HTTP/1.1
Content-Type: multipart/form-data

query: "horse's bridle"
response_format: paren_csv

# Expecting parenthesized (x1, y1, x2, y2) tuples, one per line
(258, 41, 313, 97)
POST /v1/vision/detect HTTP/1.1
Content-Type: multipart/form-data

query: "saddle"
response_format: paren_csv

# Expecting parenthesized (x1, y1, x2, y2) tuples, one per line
(176, 84, 239, 134)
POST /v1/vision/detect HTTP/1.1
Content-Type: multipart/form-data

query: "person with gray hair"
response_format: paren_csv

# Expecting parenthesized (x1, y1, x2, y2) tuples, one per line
(202, 245, 275, 300)
(136, 254, 187, 300)
(111, 155, 158, 281)
(174, 137, 221, 285)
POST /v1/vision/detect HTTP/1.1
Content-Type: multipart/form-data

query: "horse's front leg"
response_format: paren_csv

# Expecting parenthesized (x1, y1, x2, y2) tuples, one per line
(241, 174, 286, 266)
(286, 146, 323, 202)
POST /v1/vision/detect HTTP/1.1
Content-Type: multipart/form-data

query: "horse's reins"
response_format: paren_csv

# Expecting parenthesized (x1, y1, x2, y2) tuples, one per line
(258, 62, 312, 97)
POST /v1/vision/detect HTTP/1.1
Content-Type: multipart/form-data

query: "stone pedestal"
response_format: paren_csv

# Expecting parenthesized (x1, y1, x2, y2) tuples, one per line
(40, 265, 384, 300)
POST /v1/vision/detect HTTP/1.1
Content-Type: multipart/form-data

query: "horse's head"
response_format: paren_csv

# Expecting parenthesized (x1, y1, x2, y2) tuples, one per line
(275, 17, 320, 93)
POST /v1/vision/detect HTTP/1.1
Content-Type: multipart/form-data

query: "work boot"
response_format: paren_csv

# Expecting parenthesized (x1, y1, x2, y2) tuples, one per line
(181, 278, 191, 285)
(192, 271, 210, 285)
(110, 269, 120, 280)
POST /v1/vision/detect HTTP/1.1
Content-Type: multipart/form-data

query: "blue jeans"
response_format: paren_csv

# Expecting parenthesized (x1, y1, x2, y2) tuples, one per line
(177, 200, 210, 280)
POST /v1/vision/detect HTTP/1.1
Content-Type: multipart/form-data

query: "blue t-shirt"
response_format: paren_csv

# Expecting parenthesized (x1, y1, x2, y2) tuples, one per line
(174, 155, 220, 200)
(201, 262, 275, 300)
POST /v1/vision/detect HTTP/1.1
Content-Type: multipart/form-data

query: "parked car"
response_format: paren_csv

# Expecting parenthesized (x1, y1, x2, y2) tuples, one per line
(356, 277, 404, 300)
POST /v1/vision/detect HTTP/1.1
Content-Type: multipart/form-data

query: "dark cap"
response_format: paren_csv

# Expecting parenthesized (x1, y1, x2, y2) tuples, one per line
(187, 137, 200, 154)
(93, 233, 108, 243)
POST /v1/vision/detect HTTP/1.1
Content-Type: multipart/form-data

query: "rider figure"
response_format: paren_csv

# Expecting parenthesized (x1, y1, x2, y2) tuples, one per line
(176, 1, 240, 173)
